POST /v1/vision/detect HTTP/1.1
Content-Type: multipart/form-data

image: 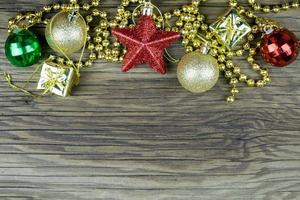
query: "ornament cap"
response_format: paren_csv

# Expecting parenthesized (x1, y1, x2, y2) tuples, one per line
(265, 28, 274, 35)
(68, 10, 80, 23)
(141, 2, 154, 16)
(200, 42, 210, 54)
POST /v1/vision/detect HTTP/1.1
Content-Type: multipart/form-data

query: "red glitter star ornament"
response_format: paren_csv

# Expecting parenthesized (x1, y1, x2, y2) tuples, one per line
(112, 15, 181, 74)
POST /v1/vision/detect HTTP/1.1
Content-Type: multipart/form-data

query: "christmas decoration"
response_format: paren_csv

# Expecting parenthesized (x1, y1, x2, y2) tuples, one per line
(5, 29, 41, 67)
(209, 9, 251, 49)
(3, 0, 300, 103)
(261, 29, 299, 67)
(37, 62, 78, 97)
(112, 15, 181, 74)
(177, 51, 219, 93)
(45, 11, 87, 55)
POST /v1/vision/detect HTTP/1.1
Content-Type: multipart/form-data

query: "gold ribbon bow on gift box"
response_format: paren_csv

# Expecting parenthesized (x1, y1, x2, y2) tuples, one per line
(37, 62, 77, 97)
(209, 9, 252, 49)
(4, 61, 78, 98)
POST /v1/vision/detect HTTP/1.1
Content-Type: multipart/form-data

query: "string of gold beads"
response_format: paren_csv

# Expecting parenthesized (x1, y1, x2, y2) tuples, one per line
(247, 0, 299, 13)
(7, 0, 298, 102)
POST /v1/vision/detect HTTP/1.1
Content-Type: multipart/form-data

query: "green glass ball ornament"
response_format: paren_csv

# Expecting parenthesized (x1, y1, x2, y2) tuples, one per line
(45, 11, 87, 55)
(5, 29, 42, 67)
(177, 51, 220, 93)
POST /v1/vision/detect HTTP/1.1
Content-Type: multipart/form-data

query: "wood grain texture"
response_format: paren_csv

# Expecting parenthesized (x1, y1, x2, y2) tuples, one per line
(0, 0, 299, 200)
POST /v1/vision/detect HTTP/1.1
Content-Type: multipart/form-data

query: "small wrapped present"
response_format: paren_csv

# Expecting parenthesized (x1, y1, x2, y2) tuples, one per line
(37, 62, 78, 97)
(209, 9, 251, 49)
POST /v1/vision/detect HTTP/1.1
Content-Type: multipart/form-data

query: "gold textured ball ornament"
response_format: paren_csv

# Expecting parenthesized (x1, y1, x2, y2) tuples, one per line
(177, 52, 220, 93)
(45, 11, 87, 55)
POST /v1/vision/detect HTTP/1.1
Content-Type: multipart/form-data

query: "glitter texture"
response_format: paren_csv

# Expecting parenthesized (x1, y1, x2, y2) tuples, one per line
(177, 52, 219, 93)
(45, 11, 87, 55)
(112, 15, 181, 74)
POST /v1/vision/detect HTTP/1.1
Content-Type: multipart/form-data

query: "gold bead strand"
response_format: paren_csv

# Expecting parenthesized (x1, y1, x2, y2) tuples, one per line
(219, 1, 271, 101)
(167, 0, 246, 102)
(247, 0, 299, 13)
(79, 0, 107, 68)
(167, 1, 207, 53)
(4, 0, 103, 97)
(7, 3, 55, 33)
(246, 43, 271, 88)
(91, 0, 138, 63)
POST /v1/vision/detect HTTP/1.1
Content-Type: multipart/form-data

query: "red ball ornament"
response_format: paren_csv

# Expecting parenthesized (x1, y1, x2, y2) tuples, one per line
(260, 29, 299, 67)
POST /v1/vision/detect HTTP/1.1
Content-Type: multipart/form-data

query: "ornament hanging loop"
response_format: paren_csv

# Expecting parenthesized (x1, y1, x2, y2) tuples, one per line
(196, 33, 218, 50)
(132, 1, 163, 26)
(255, 17, 281, 33)
(142, 2, 154, 16)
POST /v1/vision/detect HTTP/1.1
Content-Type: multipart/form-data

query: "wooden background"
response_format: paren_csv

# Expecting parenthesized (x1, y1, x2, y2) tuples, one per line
(0, 0, 299, 199)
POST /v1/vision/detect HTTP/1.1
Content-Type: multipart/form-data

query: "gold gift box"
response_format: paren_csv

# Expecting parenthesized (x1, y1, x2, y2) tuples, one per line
(37, 62, 77, 97)
(209, 9, 251, 49)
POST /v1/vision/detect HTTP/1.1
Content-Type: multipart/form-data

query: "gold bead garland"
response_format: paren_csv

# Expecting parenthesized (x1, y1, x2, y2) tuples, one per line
(157, 0, 271, 102)
(247, 0, 299, 13)
(5, 0, 300, 102)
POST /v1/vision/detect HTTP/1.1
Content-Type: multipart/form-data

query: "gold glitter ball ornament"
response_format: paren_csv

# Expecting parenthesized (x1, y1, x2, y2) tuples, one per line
(45, 11, 87, 55)
(177, 52, 219, 93)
